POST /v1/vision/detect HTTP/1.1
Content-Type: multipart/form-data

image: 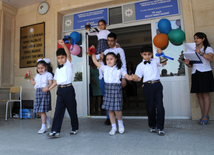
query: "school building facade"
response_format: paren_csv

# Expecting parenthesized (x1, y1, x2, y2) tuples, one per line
(0, 0, 214, 120)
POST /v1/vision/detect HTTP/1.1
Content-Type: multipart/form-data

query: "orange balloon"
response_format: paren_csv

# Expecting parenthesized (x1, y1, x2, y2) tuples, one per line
(153, 33, 169, 48)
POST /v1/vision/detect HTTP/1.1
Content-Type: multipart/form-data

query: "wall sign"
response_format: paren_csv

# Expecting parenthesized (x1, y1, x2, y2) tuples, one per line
(73, 8, 108, 30)
(20, 22, 45, 68)
(135, 0, 179, 20)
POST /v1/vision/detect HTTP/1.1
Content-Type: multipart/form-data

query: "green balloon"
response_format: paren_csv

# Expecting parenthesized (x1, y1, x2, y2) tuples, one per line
(168, 29, 185, 46)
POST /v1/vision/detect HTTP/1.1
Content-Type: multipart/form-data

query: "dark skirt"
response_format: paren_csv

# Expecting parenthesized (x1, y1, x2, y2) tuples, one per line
(96, 39, 109, 54)
(34, 88, 51, 113)
(191, 70, 214, 93)
(102, 83, 122, 111)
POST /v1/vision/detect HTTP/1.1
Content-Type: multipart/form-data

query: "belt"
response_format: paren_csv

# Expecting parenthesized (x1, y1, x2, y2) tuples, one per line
(144, 80, 160, 84)
(58, 83, 72, 88)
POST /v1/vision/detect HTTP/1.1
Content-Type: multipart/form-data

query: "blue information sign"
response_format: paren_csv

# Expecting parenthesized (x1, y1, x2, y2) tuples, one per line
(73, 8, 108, 30)
(135, 0, 179, 20)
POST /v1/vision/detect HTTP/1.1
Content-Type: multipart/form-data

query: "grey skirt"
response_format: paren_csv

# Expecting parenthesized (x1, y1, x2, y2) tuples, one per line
(34, 88, 51, 113)
(102, 83, 122, 111)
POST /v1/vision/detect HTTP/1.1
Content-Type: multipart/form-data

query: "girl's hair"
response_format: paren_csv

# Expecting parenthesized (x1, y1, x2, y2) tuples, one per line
(37, 60, 54, 76)
(104, 52, 123, 69)
(194, 32, 210, 52)
(98, 19, 107, 25)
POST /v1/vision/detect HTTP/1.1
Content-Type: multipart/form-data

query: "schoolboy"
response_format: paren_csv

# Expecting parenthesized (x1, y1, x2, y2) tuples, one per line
(133, 45, 166, 136)
(43, 40, 79, 138)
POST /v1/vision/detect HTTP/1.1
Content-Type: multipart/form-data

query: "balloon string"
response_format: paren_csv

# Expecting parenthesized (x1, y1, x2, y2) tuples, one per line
(156, 52, 174, 60)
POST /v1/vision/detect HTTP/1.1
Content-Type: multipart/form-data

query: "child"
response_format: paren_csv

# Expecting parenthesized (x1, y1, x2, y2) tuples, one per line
(87, 19, 110, 54)
(27, 58, 53, 133)
(133, 45, 166, 136)
(184, 32, 214, 125)
(44, 40, 79, 138)
(92, 52, 133, 136)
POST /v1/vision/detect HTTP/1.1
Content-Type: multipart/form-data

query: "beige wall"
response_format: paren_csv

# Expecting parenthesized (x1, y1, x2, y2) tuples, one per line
(0, 0, 214, 119)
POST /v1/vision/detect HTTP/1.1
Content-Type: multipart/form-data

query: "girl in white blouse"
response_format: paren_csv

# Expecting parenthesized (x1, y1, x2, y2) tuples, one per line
(92, 52, 133, 135)
(184, 32, 214, 125)
(87, 19, 110, 54)
(27, 58, 54, 133)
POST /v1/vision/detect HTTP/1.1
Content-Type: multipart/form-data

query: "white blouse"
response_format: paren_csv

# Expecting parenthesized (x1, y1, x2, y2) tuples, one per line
(100, 65, 127, 83)
(192, 46, 214, 74)
(54, 59, 73, 85)
(98, 62, 104, 80)
(135, 58, 162, 83)
(34, 71, 53, 89)
(88, 29, 110, 40)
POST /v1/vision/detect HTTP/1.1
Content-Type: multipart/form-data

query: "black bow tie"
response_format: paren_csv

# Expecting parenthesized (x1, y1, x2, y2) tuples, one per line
(58, 64, 64, 69)
(144, 61, 151, 64)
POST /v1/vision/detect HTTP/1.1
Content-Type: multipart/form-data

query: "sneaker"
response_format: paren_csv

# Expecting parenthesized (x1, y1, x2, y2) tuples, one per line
(38, 129, 46, 134)
(157, 129, 165, 136)
(150, 127, 156, 133)
(70, 130, 78, 135)
(104, 119, 111, 125)
(119, 127, 125, 134)
(47, 132, 60, 138)
(109, 128, 116, 136)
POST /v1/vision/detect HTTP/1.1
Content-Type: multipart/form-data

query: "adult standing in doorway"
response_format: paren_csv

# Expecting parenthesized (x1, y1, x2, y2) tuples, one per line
(184, 32, 214, 125)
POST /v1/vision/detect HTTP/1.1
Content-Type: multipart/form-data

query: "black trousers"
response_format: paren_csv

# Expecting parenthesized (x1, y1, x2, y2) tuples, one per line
(52, 85, 79, 133)
(143, 82, 165, 130)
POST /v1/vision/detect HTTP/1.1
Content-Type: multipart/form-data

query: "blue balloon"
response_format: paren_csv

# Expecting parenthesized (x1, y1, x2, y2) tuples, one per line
(70, 31, 80, 44)
(158, 18, 172, 34)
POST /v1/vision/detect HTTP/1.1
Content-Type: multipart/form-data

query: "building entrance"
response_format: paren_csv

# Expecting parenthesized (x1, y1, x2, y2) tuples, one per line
(88, 24, 152, 116)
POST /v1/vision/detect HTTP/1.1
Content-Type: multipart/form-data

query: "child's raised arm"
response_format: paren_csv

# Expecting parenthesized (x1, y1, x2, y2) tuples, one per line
(27, 71, 36, 85)
(58, 40, 71, 62)
(92, 53, 101, 68)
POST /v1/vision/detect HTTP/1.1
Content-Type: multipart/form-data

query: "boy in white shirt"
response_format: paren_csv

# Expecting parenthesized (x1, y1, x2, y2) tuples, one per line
(43, 40, 79, 138)
(133, 45, 166, 136)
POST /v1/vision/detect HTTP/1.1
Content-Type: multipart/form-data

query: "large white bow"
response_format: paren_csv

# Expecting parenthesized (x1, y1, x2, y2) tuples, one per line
(37, 58, 51, 64)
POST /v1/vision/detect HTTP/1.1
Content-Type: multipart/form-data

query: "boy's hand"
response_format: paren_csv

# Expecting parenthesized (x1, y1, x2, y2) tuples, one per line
(157, 48, 162, 54)
(162, 61, 167, 66)
(57, 40, 65, 46)
(42, 86, 49, 92)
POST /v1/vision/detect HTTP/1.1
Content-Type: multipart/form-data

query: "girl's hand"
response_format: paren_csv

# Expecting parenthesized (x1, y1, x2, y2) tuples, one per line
(27, 70, 32, 77)
(133, 75, 139, 81)
(42, 86, 49, 92)
(157, 48, 162, 54)
(184, 59, 190, 65)
(162, 61, 167, 66)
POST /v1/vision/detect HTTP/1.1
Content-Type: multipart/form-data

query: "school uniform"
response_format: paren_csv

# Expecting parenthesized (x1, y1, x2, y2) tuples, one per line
(191, 46, 214, 93)
(88, 29, 110, 54)
(100, 65, 127, 111)
(135, 58, 165, 130)
(34, 71, 53, 113)
(51, 59, 79, 133)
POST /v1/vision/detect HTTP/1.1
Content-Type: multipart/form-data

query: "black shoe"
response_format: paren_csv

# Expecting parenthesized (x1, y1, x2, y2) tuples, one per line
(70, 130, 78, 135)
(47, 132, 60, 138)
(104, 119, 111, 125)
(157, 129, 165, 136)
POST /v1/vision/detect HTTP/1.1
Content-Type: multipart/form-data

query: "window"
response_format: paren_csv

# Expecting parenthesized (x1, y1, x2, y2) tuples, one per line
(109, 7, 122, 25)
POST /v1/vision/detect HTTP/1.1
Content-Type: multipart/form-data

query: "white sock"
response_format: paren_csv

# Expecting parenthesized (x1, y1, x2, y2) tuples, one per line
(46, 117, 51, 125)
(41, 124, 46, 131)
(118, 120, 124, 128)
(111, 123, 117, 131)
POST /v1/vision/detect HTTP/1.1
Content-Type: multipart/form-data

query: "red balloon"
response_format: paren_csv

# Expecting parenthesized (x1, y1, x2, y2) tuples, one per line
(153, 33, 169, 48)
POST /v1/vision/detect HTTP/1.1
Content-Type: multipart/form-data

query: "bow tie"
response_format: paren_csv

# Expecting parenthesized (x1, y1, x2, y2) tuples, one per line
(144, 61, 151, 64)
(58, 64, 64, 69)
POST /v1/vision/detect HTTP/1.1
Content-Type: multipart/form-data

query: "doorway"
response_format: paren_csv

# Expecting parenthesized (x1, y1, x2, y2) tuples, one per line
(88, 24, 152, 116)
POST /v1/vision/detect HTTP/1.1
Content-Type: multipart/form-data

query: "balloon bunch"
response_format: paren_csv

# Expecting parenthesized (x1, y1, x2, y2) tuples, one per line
(58, 31, 82, 56)
(153, 18, 185, 48)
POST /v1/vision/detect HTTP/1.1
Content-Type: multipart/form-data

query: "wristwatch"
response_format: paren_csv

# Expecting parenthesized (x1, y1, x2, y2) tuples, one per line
(200, 52, 205, 56)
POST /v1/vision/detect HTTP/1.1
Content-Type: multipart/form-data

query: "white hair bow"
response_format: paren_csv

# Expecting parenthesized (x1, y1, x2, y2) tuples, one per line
(37, 58, 51, 64)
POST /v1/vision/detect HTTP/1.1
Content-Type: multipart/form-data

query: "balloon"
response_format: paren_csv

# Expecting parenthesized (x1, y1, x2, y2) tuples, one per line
(70, 44, 80, 55)
(158, 18, 171, 34)
(153, 33, 169, 48)
(168, 29, 185, 45)
(70, 31, 80, 43)
(58, 43, 71, 49)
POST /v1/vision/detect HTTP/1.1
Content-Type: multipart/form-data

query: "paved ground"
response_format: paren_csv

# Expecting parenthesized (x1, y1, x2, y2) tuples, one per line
(0, 117, 214, 155)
